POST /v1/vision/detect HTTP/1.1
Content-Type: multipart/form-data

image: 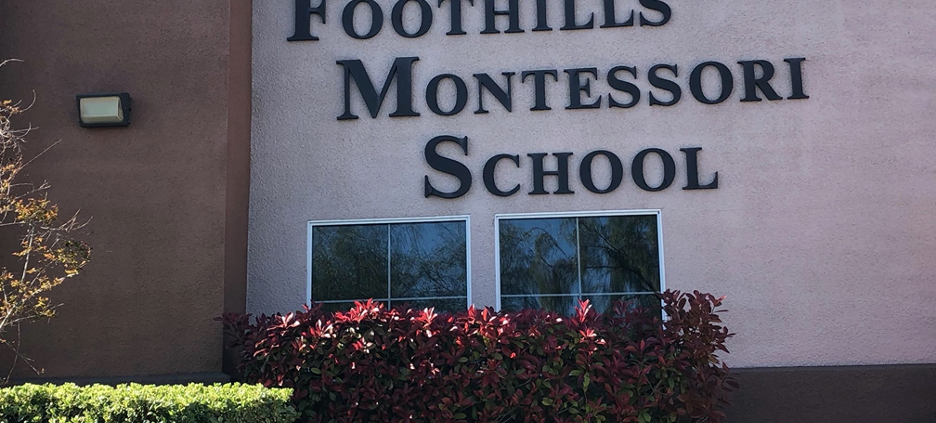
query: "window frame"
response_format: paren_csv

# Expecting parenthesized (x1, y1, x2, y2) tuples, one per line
(306, 215, 472, 309)
(493, 209, 665, 311)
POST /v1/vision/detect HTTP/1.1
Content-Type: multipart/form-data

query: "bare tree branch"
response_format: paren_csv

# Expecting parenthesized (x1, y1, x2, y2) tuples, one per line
(0, 59, 92, 384)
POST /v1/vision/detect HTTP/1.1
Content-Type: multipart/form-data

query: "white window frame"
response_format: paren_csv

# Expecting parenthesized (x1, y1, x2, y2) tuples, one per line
(493, 210, 665, 311)
(307, 215, 472, 309)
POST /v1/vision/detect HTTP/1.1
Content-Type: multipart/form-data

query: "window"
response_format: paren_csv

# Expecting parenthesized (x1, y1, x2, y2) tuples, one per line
(307, 217, 470, 313)
(496, 211, 663, 314)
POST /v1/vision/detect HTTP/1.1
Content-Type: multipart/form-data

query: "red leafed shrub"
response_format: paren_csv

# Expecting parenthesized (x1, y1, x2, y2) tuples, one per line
(222, 290, 735, 423)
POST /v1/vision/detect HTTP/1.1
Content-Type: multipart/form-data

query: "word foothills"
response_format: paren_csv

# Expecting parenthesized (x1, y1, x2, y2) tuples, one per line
(337, 56, 808, 120)
(423, 135, 719, 199)
(289, 0, 672, 41)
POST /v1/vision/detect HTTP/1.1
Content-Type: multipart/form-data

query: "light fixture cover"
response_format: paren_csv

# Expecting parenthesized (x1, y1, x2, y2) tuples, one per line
(76, 93, 131, 127)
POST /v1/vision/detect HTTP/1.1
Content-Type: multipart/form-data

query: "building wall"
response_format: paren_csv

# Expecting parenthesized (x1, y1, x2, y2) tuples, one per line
(0, 0, 931, 418)
(249, 0, 936, 368)
(0, 0, 251, 379)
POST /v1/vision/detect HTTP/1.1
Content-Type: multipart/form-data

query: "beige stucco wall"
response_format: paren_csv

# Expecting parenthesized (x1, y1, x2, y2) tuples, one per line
(249, 0, 936, 368)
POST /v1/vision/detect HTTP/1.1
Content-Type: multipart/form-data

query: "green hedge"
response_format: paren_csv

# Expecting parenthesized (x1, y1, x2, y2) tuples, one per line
(0, 383, 299, 423)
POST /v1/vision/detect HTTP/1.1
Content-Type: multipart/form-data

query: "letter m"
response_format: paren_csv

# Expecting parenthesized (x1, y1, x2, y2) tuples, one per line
(337, 57, 420, 120)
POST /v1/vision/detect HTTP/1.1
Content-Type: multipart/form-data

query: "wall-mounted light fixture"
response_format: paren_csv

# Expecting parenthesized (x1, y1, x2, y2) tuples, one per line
(76, 93, 131, 127)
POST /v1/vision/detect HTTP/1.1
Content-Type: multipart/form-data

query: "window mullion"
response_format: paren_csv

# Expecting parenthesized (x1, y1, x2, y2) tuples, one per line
(576, 217, 582, 301)
(387, 224, 392, 309)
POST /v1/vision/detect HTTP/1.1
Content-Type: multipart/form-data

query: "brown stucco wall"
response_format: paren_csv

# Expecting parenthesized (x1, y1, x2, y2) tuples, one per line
(726, 364, 936, 423)
(0, 0, 251, 379)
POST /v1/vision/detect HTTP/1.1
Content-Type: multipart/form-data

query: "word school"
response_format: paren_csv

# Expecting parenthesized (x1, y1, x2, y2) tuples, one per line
(423, 136, 719, 199)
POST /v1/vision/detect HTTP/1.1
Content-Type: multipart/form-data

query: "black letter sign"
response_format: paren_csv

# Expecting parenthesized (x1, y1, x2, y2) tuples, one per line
(601, 0, 635, 28)
(608, 66, 641, 108)
(681, 147, 718, 190)
(565, 68, 602, 109)
(632, 148, 676, 191)
(337, 57, 420, 119)
(638, 0, 671, 26)
(648, 64, 681, 106)
(438, 0, 474, 35)
(521, 70, 559, 111)
(483, 0, 523, 34)
(289, 0, 327, 41)
(392, 0, 433, 38)
(484, 154, 521, 196)
(785, 57, 810, 100)
(562, 0, 595, 30)
(689, 61, 733, 104)
(529, 153, 574, 195)
(738, 60, 783, 102)
(426, 74, 469, 116)
(342, 0, 384, 39)
(425, 136, 472, 199)
(580, 150, 624, 194)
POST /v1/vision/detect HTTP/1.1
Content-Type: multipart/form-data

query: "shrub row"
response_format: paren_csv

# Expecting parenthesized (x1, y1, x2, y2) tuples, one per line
(0, 383, 298, 423)
(224, 290, 736, 423)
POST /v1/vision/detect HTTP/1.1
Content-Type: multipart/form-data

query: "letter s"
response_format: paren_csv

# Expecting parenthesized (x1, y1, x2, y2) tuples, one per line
(639, 0, 671, 26)
(424, 135, 472, 199)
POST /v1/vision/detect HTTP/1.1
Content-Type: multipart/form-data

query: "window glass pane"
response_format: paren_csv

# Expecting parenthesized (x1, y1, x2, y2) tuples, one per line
(498, 214, 662, 315)
(501, 295, 581, 315)
(580, 294, 660, 314)
(311, 224, 388, 301)
(579, 215, 660, 294)
(503, 294, 659, 315)
(392, 298, 468, 314)
(317, 301, 389, 314)
(390, 221, 468, 298)
(499, 218, 579, 296)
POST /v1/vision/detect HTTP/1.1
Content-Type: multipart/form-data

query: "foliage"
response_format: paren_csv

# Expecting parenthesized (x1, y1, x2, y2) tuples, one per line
(0, 59, 91, 380)
(0, 382, 299, 423)
(223, 290, 736, 423)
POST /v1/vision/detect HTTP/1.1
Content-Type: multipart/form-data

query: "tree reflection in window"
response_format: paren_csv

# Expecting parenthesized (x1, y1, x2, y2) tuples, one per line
(499, 214, 661, 315)
(311, 220, 468, 313)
